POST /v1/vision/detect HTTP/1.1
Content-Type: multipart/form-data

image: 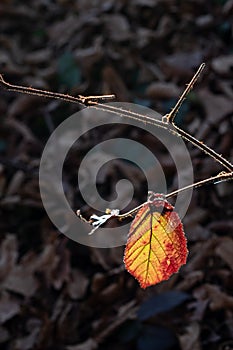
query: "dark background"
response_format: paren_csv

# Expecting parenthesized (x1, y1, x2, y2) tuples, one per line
(0, 1, 233, 349)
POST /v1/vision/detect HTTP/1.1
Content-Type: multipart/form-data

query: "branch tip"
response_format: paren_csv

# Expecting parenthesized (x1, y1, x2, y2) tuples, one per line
(167, 62, 206, 123)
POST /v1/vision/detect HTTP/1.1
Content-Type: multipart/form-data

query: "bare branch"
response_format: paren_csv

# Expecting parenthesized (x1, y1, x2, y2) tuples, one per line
(0, 74, 115, 106)
(166, 63, 206, 123)
(1, 67, 232, 235)
(88, 64, 233, 173)
(79, 170, 233, 233)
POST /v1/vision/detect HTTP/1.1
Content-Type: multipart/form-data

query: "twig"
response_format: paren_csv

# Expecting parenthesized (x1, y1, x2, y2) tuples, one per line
(75, 64, 233, 230)
(119, 171, 233, 217)
(165, 63, 233, 172)
(166, 63, 206, 123)
(87, 65, 233, 173)
(77, 170, 233, 231)
(0, 74, 115, 106)
(1, 66, 233, 233)
(1, 68, 232, 174)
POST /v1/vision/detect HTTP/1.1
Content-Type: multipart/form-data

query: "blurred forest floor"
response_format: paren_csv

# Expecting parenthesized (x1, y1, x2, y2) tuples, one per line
(0, 1, 233, 349)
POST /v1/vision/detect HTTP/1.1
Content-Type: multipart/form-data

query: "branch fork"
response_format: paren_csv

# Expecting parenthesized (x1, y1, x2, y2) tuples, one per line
(1, 65, 232, 234)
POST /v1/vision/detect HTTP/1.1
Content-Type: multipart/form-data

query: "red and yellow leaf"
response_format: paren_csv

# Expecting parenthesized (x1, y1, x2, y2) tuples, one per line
(124, 193, 188, 288)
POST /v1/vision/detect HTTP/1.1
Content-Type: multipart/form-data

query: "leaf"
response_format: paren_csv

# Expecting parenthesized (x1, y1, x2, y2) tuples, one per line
(178, 322, 201, 350)
(0, 293, 20, 324)
(138, 291, 190, 321)
(124, 193, 188, 288)
(215, 236, 233, 270)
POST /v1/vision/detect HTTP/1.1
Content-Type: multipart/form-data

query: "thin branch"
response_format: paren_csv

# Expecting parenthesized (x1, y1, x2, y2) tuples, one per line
(170, 124, 233, 172)
(78, 170, 233, 232)
(119, 171, 233, 217)
(0, 74, 115, 106)
(89, 64, 233, 173)
(166, 171, 233, 198)
(91, 103, 233, 172)
(5, 117, 39, 144)
(1, 67, 232, 173)
(1, 68, 232, 172)
(166, 63, 206, 123)
(1, 67, 233, 233)
(165, 62, 233, 172)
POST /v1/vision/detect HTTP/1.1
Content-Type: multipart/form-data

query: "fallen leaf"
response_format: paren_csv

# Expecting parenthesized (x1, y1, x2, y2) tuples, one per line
(197, 89, 233, 123)
(98, 282, 122, 304)
(0, 293, 20, 324)
(205, 284, 233, 311)
(91, 272, 107, 293)
(188, 298, 209, 322)
(211, 54, 233, 76)
(193, 284, 233, 311)
(134, 0, 156, 6)
(0, 165, 6, 196)
(66, 338, 98, 350)
(103, 14, 131, 42)
(5, 117, 39, 143)
(14, 327, 40, 350)
(48, 14, 82, 47)
(2, 264, 38, 297)
(176, 270, 204, 291)
(146, 81, 181, 100)
(179, 322, 201, 350)
(215, 237, 233, 270)
(67, 269, 89, 299)
(161, 51, 203, 79)
(195, 14, 213, 28)
(0, 234, 18, 281)
(183, 237, 218, 273)
(0, 326, 9, 343)
(5, 170, 25, 196)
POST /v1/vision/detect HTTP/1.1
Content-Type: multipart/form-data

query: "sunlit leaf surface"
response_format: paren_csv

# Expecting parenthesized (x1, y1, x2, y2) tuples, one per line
(124, 193, 188, 288)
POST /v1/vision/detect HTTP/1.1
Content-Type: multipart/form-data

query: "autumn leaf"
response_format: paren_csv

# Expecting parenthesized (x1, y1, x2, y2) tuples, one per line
(124, 193, 188, 288)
